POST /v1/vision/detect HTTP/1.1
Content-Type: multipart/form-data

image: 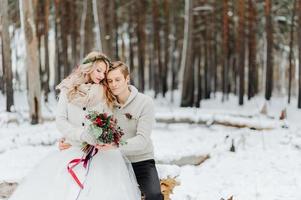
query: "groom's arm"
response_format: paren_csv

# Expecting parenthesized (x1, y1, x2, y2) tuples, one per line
(119, 97, 154, 155)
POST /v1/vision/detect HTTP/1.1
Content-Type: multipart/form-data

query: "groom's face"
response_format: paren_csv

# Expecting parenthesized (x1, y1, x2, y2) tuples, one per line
(107, 69, 129, 96)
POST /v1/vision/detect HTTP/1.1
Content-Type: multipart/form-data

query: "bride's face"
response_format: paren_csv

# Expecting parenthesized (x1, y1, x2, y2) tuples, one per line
(107, 69, 129, 96)
(90, 61, 107, 84)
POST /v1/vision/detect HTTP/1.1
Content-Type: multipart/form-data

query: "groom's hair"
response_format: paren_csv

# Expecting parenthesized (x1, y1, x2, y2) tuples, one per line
(109, 61, 130, 78)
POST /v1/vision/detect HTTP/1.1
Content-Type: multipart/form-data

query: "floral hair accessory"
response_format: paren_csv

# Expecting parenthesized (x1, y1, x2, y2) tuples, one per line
(82, 55, 112, 68)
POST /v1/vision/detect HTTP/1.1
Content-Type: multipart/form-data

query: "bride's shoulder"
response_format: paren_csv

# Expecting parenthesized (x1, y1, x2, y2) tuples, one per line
(89, 83, 104, 92)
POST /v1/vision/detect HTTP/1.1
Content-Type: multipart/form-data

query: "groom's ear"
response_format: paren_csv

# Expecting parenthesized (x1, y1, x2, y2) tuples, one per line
(126, 75, 130, 84)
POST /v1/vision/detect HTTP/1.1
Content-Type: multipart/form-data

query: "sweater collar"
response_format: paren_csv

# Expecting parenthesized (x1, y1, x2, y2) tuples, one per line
(114, 85, 138, 108)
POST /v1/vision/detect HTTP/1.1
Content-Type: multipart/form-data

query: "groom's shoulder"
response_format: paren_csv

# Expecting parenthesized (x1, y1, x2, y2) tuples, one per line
(135, 92, 154, 109)
(137, 92, 153, 102)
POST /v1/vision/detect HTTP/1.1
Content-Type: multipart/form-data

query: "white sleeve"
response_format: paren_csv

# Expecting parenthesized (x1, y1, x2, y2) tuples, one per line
(55, 91, 83, 141)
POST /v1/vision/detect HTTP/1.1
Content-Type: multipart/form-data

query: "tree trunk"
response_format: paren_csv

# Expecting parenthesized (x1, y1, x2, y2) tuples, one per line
(84, 0, 95, 56)
(222, 0, 229, 102)
(288, 0, 297, 104)
(147, 32, 154, 91)
(43, 0, 50, 102)
(136, 0, 146, 92)
(204, 9, 212, 100)
(298, 0, 301, 108)
(170, 2, 176, 102)
(0, 31, 4, 94)
(113, 0, 118, 59)
(180, 0, 194, 107)
(265, 0, 273, 100)
(35, 0, 43, 97)
(238, 0, 245, 105)
(248, 0, 257, 100)
(60, 0, 70, 77)
(195, 35, 202, 108)
(128, 3, 135, 86)
(70, 0, 80, 67)
(204, 14, 210, 99)
(212, 0, 218, 96)
(162, 0, 170, 97)
(20, 0, 41, 124)
(0, 0, 14, 112)
(97, 0, 117, 59)
(54, 0, 62, 91)
(152, 0, 162, 97)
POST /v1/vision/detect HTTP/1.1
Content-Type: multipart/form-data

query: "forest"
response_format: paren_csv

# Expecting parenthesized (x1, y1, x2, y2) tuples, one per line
(1, 1, 301, 200)
(0, 0, 300, 122)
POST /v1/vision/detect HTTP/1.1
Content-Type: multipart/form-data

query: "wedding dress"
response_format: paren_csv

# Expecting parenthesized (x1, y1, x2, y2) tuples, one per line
(9, 83, 141, 200)
(9, 147, 141, 200)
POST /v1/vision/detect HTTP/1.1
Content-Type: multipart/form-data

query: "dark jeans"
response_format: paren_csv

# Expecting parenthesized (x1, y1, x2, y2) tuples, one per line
(132, 159, 164, 200)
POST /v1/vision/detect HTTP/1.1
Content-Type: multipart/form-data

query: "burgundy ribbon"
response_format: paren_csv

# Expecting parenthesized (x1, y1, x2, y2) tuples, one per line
(67, 147, 98, 189)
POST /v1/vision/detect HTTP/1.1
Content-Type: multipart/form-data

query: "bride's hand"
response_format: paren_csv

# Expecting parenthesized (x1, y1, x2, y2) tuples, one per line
(58, 138, 72, 150)
(95, 143, 117, 151)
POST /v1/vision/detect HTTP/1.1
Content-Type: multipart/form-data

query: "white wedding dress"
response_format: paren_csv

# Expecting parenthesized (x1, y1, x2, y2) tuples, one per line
(9, 146, 141, 200)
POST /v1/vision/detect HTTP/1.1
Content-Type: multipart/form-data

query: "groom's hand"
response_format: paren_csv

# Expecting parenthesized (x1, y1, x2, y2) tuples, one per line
(95, 143, 117, 151)
(58, 138, 72, 150)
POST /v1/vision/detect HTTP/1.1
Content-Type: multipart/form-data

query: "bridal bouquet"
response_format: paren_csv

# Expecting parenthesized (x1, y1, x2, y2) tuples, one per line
(81, 111, 126, 153)
(68, 111, 126, 189)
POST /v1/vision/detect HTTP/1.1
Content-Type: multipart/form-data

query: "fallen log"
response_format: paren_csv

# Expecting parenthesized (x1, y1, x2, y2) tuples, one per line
(157, 154, 210, 166)
(155, 115, 282, 130)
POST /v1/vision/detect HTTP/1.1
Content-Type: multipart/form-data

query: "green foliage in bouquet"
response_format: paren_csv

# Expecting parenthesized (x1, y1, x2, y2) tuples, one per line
(85, 111, 127, 146)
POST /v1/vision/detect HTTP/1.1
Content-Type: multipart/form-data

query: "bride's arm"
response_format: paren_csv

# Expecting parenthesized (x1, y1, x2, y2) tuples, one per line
(56, 91, 83, 142)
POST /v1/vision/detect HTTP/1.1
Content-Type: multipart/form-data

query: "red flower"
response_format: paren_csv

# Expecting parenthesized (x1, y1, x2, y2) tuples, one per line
(95, 117, 103, 126)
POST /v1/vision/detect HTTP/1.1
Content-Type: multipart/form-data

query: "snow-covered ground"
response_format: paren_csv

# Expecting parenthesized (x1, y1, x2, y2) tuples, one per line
(1, 91, 301, 200)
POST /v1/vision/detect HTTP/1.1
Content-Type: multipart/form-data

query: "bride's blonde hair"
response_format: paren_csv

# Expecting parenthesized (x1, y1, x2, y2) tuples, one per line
(56, 51, 115, 107)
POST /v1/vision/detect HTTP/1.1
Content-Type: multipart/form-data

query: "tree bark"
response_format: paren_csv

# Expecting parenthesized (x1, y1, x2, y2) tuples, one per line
(84, 0, 95, 56)
(54, 0, 62, 91)
(20, 0, 41, 124)
(0, 31, 3, 94)
(136, 0, 146, 92)
(180, 0, 194, 107)
(70, 0, 80, 67)
(0, 0, 14, 112)
(265, 0, 273, 100)
(298, 0, 301, 109)
(60, 0, 70, 77)
(288, 0, 297, 104)
(152, 0, 162, 97)
(97, 0, 117, 59)
(248, 0, 257, 100)
(238, 0, 245, 105)
(128, 3, 135, 86)
(222, 0, 229, 102)
(212, 0, 218, 96)
(43, 0, 50, 102)
(162, 0, 170, 97)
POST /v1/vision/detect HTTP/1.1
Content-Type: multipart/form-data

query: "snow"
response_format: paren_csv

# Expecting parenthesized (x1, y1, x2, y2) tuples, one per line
(1, 91, 301, 200)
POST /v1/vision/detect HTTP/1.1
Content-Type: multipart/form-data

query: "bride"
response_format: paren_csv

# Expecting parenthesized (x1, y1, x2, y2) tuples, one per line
(9, 52, 141, 200)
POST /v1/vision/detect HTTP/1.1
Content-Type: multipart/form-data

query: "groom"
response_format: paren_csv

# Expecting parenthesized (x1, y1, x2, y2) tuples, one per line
(59, 61, 163, 200)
